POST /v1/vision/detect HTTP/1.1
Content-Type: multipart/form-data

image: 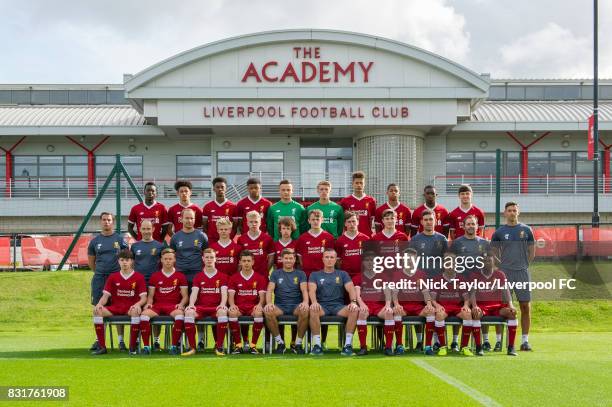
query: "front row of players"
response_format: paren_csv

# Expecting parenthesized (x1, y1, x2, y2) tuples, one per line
(93, 246, 519, 357)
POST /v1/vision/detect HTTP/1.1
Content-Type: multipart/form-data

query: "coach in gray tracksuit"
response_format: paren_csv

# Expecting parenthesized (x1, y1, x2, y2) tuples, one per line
(491, 201, 535, 351)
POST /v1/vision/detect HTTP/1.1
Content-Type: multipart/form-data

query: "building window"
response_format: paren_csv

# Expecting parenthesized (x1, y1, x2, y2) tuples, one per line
(176, 155, 212, 190)
(300, 140, 352, 197)
(96, 155, 143, 179)
(217, 151, 284, 188)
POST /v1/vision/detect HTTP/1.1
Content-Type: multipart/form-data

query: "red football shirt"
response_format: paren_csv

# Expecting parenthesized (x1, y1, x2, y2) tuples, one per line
(375, 202, 412, 233)
(395, 269, 428, 303)
(334, 232, 369, 276)
(447, 205, 485, 238)
(295, 230, 335, 276)
(371, 230, 410, 242)
(352, 272, 386, 306)
(431, 274, 467, 306)
(103, 271, 147, 308)
(148, 270, 188, 305)
(128, 202, 169, 242)
(209, 240, 241, 276)
(237, 231, 274, 277)
(410, 204, 449, 235)
(192, 270, 229, 308)
(235, 196, 272, 233)
(273, 239, 298, 270)
(228, 271, 267, 309)
(202, 199, 237, 243)
(167, 202, 203, 233)
(472, 269, 507, 305)
(339, 194, 377, 237)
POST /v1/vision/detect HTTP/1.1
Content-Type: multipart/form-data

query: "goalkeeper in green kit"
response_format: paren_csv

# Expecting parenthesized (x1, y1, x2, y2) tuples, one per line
(306, 180, 344, 239)
(267, 179, 308, 241)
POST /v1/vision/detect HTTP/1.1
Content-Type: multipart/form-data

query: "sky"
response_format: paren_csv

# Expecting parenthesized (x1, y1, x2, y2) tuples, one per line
(0, 0, 610, 83)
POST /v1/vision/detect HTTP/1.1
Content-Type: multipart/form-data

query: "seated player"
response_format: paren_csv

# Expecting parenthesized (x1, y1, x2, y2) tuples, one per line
(237, 211, 275, 281)
(182, 248, 229, 356)
(228, 251, 267, 354)
(354, 251, 394, 356)
(430, 252, 474, 356)
(470, 254, 519, 356)
(91, 249, 147, 355)
(139, 248, 188, 355)
(209, 217, 241, 276)
(308, 248, 359, 356)
(264, 248, 309, 354)
(272, 218, 298, 271)
(392, 248, 436, 355)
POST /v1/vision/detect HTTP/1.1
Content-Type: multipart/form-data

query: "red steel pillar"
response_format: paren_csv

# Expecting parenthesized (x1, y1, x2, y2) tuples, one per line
(506, 131, 551, 193)
(65, 136, 110, 198)
(0, 136, 27, 197)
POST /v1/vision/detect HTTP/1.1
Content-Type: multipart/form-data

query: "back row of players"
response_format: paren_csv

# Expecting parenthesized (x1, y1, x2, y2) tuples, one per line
(88, 172, 535, 356)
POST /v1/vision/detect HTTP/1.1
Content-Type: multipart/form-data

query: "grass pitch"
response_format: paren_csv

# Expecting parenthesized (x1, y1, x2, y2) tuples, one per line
(0, 270, 610, 406)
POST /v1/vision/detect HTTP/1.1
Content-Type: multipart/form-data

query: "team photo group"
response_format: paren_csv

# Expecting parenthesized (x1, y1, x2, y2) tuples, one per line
(88, 171, 535, 358)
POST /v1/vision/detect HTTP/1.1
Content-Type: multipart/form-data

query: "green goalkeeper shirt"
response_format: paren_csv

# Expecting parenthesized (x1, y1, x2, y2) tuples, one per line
(267, 200, 307, 241)
(306, 200, 344, 239)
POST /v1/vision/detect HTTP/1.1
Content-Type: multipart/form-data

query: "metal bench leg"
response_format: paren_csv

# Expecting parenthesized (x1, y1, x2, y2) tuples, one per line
(108, 324, 114, 350)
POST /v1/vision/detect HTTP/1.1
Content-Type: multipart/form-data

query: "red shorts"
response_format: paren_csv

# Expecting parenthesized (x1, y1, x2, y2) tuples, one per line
(480, 303, 507, 316)
(365, 301, 386, 316)
(237, 304, 256, 316)
(194, 305, 218, 318)
(150, 303, 177, 316)
(439, 303, 462, 316)
(400, 302, 424, 316)
(105, 304, 131, 315)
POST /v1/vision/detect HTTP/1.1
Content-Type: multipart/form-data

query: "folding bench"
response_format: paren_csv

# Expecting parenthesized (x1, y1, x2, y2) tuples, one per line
(366, 316, 384, 350)
(402, 316, 426, 350)
(103, 315, 130, 349)
(149, 316, 180, 351)
(305, 316, 347, 352)
(193, 317, 228, 351)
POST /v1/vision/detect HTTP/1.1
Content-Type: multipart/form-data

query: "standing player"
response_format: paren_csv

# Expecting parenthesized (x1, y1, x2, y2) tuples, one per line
(409, 210, 448, 277)
(410, 185, 449, 237)
(354, 252, 394, 356)
(335, 212, 370, 277)
(202, 176, 237, 243)
(430, 252, 474, 356)
(128, 182, 170, 242)
(308, 248, 359, 356)
(131, 220, 165, 283)
(372, 209, 410, 243)
(491, 202, 535, 351)
(471, 254, 519, 356)
(306, 181, 344, 239)
(130, 219, 166, 350)
(447, 184, 485, 240)
(167, 180, 203, 236)
(139, 248, 188, 355)
(91, 249, 147, 355)
(88, 212, 128, 351)
(296, 209, 335, 277)
(339, 171, 376, 237)
(267, 179, 307, 241)
(182, 248, 229, 356)
(237, 211, 275, 280)
(264, 248, 309, 354)
(228, 251, 267, 354)
(272, 218, 298, 270)
(235, 177, 272, 234)
(169, 208, 208, 284)
(375, 184, 411, 234)
(209, 218, 241, 276)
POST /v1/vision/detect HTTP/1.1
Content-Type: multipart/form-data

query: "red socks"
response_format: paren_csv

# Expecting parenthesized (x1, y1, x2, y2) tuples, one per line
(129, 317, 140, 350)
(229, 318, 241, 345)
(384, 320, 395, 348)
(185, 317, 196, 349)
(251, 318, 264, 345)
(216, 316, 228, 349)
(394, 316, 403, 346)
(140, 316, 151, 346)
(425, 316, 435, 347)
(434, 320, 446, 346)
(508, 319, 518, 347)
(472, 320, 482, 346)
(357, 320, 367, 348)
(171, 316, 184, 347)
(460, 320, 473, 348)
(93, 316, 106, 348)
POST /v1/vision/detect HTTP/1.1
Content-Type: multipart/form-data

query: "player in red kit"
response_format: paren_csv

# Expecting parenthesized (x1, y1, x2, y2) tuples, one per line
(92, 250, 147, 355)
(182, 248, 230, 356)
(372, 209, 410, 243)
(392, 248, 435, 355)
(228, 251, 267, 354)
(410, 185, 449, 237)
(209, 217, 241, 276)
(354, 252, 394, 356)
(235, 177, 272, 234)
(470, 254, 519, 356)
(139, 248, 188, 355)
(296, 209, 334, 277)
(339, 171, 376, 237)
(430, 252, 474, 356)
(167, 180, 203, 235)
(335, 211, 369, 277)
(202, 177, 237, 243)
(375, 183, 411, 234)
(237, 211, 274, 280)
(128, 182, 170, 242)
(272, 218, 298, 270)
(448, 184, 485, 240)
